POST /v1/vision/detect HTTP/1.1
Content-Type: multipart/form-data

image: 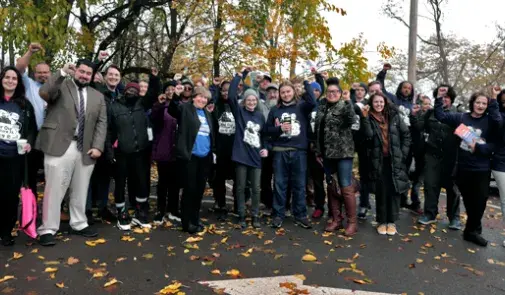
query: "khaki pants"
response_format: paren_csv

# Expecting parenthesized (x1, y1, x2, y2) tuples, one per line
(37, 141, 94, 236)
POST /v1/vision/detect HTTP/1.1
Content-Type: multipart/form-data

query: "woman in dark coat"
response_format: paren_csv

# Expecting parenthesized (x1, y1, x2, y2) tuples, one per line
(361, 93, 411, 236)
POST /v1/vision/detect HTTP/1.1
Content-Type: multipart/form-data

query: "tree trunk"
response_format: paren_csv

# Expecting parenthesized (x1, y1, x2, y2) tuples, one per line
(212, 0, 223, 77)
(289, 39, 298, 79)
(8, 38, 14, 66)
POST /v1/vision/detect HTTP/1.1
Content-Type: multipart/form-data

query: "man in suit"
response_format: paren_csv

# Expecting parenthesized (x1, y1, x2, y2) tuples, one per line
(37, 59, 107, 246)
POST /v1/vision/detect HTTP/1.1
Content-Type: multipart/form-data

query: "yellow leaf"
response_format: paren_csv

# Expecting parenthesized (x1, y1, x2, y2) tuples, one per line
(38, 256, 45, 260)
(85, 241, 97, 247)
(133, 228, 144, 234)
(142, 253, 154, 259)
(12, 252, 23, 260)
(220, 237, 228, 244)
(0, 276, 15, 283)
(121, 236, 135, 242)
(185, 237, 203, 243)
(350, 263, 357, 269)
(30, 249, 39, 254)
(44, 267, 58, 273)
(93, 272, 106, 278)
(67, 257, 79, 265)
(211, 269, 221, 275)
(294, 274, 306, 281)
(158, 281, 183, 294)
(264, 240, 273, 245)
(92, 259, 99, 264)
(467, 248, 476, 254)
(302, 254, 317, 262)
(434, 256, 441, 260)
(55, 282, 65, 288)
(49, 273, 56, 279)
(488, 259, 495, 264)
(416, 259, 424, 264)
(103, 278, 118, 288)
(323, 240, 332, 245)
(226, 269, 241, 278)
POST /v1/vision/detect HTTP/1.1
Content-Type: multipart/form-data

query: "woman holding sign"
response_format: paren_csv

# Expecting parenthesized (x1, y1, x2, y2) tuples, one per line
(0, 66, 37, 246)
(435, 89, 502, 247)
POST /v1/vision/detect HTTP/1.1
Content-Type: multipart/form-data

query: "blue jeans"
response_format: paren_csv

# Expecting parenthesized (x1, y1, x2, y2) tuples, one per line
(273, 150, 307, 220)
(323, 158, 353, 187)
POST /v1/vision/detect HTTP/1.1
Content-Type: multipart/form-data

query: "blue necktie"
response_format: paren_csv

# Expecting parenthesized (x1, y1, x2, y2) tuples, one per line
(77, 88, 85, 151)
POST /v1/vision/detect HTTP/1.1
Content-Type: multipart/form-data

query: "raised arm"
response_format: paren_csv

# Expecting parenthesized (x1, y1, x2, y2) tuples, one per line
(39, 66, 73, 103)
(487, 97, 503, 129)
(16, 43, 43, 74)
(300, 80, 317, 114)
(376, 64, 398, 104)
(434, 97, 462, 128)
(227, 74, 242, 116)
(141, 68, 162, 111)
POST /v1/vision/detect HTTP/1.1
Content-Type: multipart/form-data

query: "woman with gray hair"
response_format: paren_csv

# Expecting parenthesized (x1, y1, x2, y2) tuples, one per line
(227, 69, 269, 228)
(168, 86, 215, 234)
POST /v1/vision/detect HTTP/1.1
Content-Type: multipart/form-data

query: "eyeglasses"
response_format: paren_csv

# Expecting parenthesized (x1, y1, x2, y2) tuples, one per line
(184, 86, 193, 91)
(327, 90, 341, 95)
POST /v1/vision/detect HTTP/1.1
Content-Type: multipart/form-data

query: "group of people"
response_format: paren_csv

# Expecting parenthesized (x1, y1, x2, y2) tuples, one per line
(1, 42, 504, 249)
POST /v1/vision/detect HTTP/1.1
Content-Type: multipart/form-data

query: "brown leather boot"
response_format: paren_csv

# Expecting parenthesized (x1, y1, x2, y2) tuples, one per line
(342, 185, 358, 236)
(325, 182, 344, 232)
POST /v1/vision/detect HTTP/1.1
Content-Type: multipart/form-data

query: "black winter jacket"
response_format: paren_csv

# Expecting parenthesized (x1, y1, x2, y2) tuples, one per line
(106, 96, 152, 159)
(361, 106, 411, 194)
(168, 101, 215, 161)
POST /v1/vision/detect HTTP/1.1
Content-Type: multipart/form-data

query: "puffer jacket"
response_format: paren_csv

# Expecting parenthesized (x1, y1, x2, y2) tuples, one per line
(106, 96, 151, 160)
(315, 98, 355, 159)
(361, 106, 411, 194)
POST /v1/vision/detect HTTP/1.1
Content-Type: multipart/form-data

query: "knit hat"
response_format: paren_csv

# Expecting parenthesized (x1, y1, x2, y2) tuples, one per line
(310, 82, 321, 92)
(125, 82, 140, 92)
(359, 82, 368, 94)
(181, 79, 194, 87)
(243, 88, 259, 101)
(163, 80, 177, 92)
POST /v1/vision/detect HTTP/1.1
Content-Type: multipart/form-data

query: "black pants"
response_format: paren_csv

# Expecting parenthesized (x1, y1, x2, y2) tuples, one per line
(261, 155, 274, 209)
(401, 147, 420, 207)
(0, 156, 23, 237)
(181, 154, 211, 229)
(156, 161, 179, 215)
(89, 158, 113, 210)
(307, 150, 325, 210)
(213, 153, 235, 208)
(357, 148, 371, 208)
(423, 153, 460, 221)
(375, 157, 400, 223)
(115, 151, 149, 206)
(27, 149, 43, 196)
(456, 170, 489, 235)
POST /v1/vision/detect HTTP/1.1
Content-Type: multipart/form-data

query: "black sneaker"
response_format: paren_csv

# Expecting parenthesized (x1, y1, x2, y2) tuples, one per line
(153, 212, 166, 225)
(99, 207, 117, 223)
(252, 216, 261, 229)
(463, 232, 488, 247)
(237, 217, 247, 229)
(1, 234, 14, 246)
(271, 217, 283, 228)
(72, 226, 98, 238)
(39, 234, 56, 247)
(357, 207, 368, 220)
(117, 207, 131, 231)
(294, 218, 312, 229)
(132, 202, 152, 229)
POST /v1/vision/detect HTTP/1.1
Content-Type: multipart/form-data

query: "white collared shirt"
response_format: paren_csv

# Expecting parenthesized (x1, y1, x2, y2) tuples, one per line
(61, 70, 87, 136)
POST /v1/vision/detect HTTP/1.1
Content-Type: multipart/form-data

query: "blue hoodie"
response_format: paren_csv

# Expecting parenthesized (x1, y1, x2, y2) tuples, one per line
(265, 81, 316, 150)
(227, 75, 266, 168)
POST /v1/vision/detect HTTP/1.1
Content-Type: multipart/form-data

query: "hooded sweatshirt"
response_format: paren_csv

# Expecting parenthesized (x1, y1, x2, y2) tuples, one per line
(376, 69, 414, 127)
(265, 81, 316, 150)
(228, 76, 266, 168)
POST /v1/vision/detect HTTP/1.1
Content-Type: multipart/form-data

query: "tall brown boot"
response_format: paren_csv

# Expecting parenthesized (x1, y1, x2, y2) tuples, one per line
(342, 186, 358, 236)
(325, 182, 344, 232)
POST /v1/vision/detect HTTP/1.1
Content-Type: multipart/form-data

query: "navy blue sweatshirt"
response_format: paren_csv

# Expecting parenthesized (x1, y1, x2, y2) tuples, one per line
(434, 97, 502, 172)
(228, 75, 266, 168)
(265, 81, 316, 150)
(492, 111, 505, 172)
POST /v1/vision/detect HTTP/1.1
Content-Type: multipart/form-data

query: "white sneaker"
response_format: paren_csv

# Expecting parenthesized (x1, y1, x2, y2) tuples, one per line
(168, 213, 181, 223)
(117, 220, 131, 231)
(502, 240, 505, 247)
(377, 224, 387, 235)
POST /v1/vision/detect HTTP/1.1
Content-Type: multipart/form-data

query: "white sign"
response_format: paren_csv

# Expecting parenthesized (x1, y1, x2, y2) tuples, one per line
(200, 275, 400, 295)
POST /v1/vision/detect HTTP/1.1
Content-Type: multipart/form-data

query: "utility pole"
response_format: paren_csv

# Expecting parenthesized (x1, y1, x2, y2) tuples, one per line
(408, 0, 418, 83)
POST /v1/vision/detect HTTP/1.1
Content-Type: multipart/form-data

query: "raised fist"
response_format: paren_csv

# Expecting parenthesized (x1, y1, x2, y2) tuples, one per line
(29, 43, 43, 54)
(383, 63, 392, 71)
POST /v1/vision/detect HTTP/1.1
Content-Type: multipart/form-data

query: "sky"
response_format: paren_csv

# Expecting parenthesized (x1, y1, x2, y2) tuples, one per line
(323, 0, 505, 71)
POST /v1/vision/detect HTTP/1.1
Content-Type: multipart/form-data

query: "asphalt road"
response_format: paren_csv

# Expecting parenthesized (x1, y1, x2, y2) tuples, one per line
(1, 192, 504, 295)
